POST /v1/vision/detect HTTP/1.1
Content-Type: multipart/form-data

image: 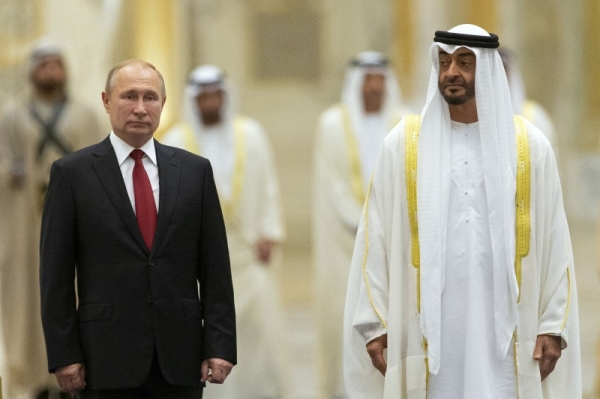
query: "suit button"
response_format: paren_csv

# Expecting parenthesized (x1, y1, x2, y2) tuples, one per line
(149, 260, 155, 267)
(146, 296, 153, 304)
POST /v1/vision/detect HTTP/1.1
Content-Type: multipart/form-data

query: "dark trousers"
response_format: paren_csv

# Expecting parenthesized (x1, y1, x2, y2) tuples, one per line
(80, 352, 203, 399)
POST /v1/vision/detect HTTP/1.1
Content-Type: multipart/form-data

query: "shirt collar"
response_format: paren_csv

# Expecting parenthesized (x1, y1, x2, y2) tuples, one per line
(109, 132, 158, 166)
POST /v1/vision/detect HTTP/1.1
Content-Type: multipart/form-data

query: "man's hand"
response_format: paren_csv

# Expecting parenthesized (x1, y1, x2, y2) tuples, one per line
(533, 334, 562, 381)
(201, 358, 234, 384)
(256, 239, 275, 264)
(55, 363, 86, 395)
(366, 334, 388, 376)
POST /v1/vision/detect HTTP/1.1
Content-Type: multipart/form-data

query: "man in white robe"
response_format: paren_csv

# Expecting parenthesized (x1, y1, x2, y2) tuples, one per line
(0, 41, 103, 398)
(313, 52, 411, 399)
(162, 65, 288, 399)
(499, 48, 557, 151)
(344, 25, 580, 399)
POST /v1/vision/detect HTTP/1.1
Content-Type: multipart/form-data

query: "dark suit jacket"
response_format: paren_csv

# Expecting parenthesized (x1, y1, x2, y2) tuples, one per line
(39, 136, 236, 389)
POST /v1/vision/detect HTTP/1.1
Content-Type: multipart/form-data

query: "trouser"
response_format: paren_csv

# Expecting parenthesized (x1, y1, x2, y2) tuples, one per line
(80, 351, 203, 399)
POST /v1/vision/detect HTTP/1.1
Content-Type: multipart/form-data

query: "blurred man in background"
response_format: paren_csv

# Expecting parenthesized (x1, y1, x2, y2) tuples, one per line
(0, 40, 102, 398)
(312, 51, 410, 399)
(499, 48, 557, 151)
(163, 65, 288, 399)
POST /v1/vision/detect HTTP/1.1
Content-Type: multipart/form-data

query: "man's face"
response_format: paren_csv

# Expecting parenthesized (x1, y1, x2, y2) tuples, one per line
(437, 48, 476, 105)
(32, 55, 67, 93)
(362, 73, 386, 112)
(195, 89, 224, 126)
(101, 64, 166, 147)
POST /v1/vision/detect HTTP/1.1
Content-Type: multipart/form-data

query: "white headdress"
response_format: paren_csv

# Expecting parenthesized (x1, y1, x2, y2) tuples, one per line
(417, 24, 517, 375)
(340, 51, 405, 131)
(28, 39, 65, 79)
(182, 64, 238, 135)
(498, 48, 527, 115)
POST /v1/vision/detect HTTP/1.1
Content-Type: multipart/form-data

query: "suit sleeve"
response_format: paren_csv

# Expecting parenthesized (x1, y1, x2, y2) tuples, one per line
(39, 161, 84, 372)
(198, 161, 237, 364)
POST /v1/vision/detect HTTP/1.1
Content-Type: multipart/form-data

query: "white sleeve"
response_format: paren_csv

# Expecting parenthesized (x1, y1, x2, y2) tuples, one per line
(346, 141, 392, 342)
(534, 132, 573, 347)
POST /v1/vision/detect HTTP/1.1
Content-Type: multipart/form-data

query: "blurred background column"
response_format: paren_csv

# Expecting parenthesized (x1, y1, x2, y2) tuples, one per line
(465, 0, 497, 32)
(117, 0, 192, 137)
(392, 0, 415, 101)
(582, 0, 600, 153)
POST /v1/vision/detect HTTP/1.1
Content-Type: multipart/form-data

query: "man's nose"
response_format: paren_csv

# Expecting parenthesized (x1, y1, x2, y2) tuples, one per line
(447, 61, 460, 77)
(133, 99, 147, 115)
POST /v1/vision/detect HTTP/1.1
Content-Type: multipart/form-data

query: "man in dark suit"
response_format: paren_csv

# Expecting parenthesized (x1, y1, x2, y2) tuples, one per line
(39, 59, 236, 398)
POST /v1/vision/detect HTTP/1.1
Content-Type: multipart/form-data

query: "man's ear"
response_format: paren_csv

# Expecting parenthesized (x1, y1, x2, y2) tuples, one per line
(101, 91, 110, 113)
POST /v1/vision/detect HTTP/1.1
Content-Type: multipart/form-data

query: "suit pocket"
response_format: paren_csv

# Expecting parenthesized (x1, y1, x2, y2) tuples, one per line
(78, 302, 112, 322)
(183, 299, 202, 319)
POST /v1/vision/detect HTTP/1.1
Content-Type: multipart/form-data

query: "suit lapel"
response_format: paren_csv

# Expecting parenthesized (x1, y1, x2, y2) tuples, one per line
(91, 137, 149, 253)
(152, 140, 181, 254)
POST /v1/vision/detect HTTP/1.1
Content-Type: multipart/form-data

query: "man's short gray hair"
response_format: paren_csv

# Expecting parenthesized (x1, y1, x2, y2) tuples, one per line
(105, 59, 166, 97)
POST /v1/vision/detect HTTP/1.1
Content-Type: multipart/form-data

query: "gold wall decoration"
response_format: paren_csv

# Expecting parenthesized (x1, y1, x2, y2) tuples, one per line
(464, 0, 497, 33)
(392, 0, 415, 99)
(0, 0, 44, 68)
(120, 0, 183, 138)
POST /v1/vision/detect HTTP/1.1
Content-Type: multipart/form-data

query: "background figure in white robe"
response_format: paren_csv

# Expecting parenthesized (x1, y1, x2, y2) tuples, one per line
(344, 25, 580, 399)
(0, 41, 102, 398)
(162, 65, 288, 399)
(499, 48, 557, 151)
(313, 51, 410, 399)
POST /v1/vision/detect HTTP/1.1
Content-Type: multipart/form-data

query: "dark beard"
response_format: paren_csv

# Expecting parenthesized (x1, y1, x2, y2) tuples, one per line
(35, 80, 65, 95)
(201, 110, 222, 126)
(438, 77, 475, 105)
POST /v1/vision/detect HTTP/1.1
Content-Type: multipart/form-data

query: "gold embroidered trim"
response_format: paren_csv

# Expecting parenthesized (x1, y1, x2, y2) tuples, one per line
(180, 120, 246, 224)
(340, 105, 367, 204)
(514, 116, 531, 303)
(561, 268, 572, 330)
(405, 115, 421, 313)
(361, 174, 388, 328)
(227, 117, 247, 223)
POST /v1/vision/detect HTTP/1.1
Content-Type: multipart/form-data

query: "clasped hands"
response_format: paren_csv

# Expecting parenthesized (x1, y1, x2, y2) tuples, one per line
(55, 357, 233, 396)
(367, 333, 561, 381)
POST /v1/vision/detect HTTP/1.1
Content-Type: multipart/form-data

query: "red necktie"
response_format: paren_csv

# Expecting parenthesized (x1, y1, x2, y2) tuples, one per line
(130, 149, 157, 250)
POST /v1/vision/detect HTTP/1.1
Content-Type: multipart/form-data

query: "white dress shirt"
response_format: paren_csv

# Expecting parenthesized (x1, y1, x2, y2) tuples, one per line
(109, 132, 160, 213)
